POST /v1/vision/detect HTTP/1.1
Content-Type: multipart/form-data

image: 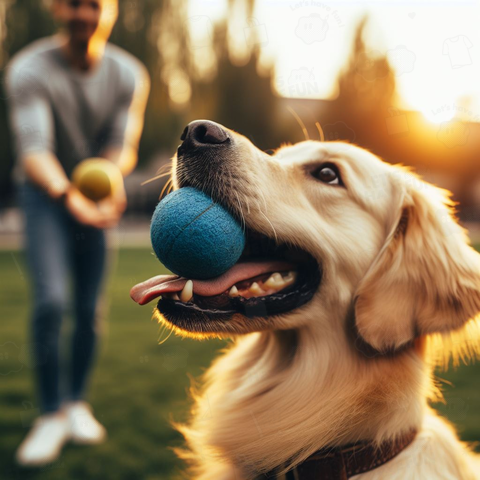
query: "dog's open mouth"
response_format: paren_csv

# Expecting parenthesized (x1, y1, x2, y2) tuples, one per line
(131, 227, 321, 323)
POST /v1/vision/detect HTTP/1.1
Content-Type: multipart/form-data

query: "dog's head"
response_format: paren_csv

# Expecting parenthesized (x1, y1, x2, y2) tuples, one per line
(132, 120, 480, 354)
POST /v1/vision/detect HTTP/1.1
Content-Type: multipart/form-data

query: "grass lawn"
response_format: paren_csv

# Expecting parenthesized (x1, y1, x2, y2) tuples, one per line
(0, 247, 479, 480)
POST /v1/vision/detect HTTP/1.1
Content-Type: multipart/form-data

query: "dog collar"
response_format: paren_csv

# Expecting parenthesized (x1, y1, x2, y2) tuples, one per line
(256, 429, 417, 480)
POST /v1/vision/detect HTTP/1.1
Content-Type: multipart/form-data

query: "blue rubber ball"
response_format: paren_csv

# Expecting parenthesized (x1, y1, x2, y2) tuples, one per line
(150, 187, 246, 280)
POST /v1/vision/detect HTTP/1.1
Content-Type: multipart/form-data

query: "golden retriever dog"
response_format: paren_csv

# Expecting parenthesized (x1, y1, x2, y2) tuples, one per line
(131, 120, 480, 479)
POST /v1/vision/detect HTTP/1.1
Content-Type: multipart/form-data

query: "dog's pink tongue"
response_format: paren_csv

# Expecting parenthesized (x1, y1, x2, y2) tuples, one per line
(130, 260, 294, 305)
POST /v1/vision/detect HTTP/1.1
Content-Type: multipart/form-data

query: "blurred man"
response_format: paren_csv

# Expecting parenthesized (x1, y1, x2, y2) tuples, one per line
(5, 0, 149, 466)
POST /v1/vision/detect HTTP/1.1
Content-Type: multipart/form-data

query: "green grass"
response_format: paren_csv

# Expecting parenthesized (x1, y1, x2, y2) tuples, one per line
(0, 248, 226, 480)
(0, 247, 479, 480)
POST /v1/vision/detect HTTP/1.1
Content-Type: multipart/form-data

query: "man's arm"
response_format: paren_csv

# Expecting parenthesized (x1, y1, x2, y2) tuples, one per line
(100, 64, 150, 177)
(5, 63, 71, 199)
(22, 151, 71, 200)
(5, 62, 120, 228)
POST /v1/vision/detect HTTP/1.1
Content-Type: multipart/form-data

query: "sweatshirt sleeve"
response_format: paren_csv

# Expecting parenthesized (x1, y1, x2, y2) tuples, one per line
(102, 61, 150, 150)
(5, 58, 55, 159)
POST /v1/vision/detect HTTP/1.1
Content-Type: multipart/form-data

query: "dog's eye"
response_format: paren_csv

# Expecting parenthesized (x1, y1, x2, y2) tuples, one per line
(312, 164, 341, 186)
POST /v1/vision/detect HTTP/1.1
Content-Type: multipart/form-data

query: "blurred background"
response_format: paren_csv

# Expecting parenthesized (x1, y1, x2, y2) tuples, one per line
(0, 0, 479, 479)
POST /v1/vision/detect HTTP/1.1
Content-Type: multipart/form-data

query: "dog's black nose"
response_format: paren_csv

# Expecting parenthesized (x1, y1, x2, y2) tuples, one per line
(180, 120, 229, 150)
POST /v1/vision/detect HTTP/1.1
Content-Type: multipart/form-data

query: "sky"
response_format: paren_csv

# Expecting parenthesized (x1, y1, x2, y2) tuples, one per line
(187, 0, 480, 123)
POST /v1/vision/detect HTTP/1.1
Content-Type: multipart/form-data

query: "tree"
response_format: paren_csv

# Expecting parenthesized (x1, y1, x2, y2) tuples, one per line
(333, 16, 397, 117)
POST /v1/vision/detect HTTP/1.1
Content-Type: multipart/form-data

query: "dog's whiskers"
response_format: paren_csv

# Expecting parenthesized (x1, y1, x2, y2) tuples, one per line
(229, 170, 247, 233)
(257, 187, 268, 214)
(156, 161, 173, 174)
(259, 210, 278, 243)
(315, 121, 325, 142)
(141, 170, 172, 186)
(234, 193, 247, 233)
(158, 322, 175, 345)
(160, 177, 173, 200)
(287, 106, 309, 141)
(251, 188, 278, 242)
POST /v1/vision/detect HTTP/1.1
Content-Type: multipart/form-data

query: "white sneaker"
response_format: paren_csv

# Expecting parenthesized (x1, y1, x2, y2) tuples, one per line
(65, 401, 107, 445)
(15, 411, 69, 467)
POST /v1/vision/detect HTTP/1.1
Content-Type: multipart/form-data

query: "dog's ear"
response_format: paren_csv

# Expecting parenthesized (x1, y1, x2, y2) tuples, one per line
(354, 172, 480, 353)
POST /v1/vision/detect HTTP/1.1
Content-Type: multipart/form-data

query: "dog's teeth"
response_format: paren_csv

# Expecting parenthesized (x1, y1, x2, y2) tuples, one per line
(272, 272, 284, 283)
(264, 274, 276, 288)
(180, 280, 193, 302)
(249, 282, 264, 295)
(265, 272, 283, 288)
(229, 285, 239, 297)
(172, 293, 180, 301)
(283, 271, 297, 285)
(264, 271, 297, 291)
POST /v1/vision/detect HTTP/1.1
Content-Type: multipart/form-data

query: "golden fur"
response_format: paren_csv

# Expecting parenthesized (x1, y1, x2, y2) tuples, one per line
(157, 135, 480, 479)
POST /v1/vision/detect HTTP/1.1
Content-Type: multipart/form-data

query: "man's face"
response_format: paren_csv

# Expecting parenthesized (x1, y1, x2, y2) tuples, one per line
(56, 0, 118, 44)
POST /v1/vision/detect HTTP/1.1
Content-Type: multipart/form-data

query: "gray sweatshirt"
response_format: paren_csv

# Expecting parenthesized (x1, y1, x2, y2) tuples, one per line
(5, 35, 149, 183)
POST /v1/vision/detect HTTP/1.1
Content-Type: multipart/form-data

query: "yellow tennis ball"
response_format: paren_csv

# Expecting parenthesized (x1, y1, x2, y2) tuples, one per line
(72, 158, 122, 201)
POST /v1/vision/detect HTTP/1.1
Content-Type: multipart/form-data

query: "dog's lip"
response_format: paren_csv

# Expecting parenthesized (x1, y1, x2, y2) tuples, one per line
(130, 260, 296, 305)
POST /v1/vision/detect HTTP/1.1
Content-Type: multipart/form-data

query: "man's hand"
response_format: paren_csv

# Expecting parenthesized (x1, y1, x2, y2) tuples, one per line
(97, 177, 127, 219)
(65, 186, 123, 229)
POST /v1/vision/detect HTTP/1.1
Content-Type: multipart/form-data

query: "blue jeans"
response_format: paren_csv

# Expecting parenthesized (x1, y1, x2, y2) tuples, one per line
(18, 181, 107, 413)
